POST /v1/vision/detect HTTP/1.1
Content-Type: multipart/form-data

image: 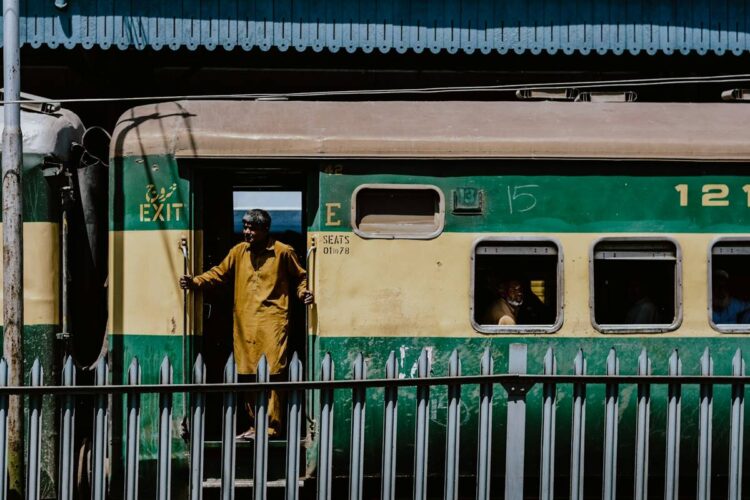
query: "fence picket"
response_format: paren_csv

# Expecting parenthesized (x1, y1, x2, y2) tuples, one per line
(729, 349, 745, 500)
(190, 355, 206, 500)
(92, 356, 108, 500)
(0, 359, 7, 500)
(349, 353, 367, 500)
(634, 349, 651, 500)
(570, 349, 586, 500)
(602, 348, 619, 500)
(221, 354, 237, 500)
(58, 356, 76, 500)
(125, 358, 141, 500)
(27, 359, 43, 500)
(504, 344, 528, 500)
(254, 355, 270, 500)
(664, 349, 682, 500)
(317, 353, 334, 500)
(444, 350, 461, 500)
(285, 353, 303, 500)
(413, 348, 431, 500)
(698, 348, 713, 500)
(381, 351, 398, 500)
(157, 357, 173, 500)
(475, 348, 493, 500)
(539, 347, 556, 500)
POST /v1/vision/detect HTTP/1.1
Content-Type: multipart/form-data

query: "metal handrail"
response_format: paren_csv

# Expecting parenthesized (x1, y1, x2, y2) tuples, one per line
(0, 372, 747, 396)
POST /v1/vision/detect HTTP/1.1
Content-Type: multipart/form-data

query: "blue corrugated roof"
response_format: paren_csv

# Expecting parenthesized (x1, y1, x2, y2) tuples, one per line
(6, 0, 749, 55)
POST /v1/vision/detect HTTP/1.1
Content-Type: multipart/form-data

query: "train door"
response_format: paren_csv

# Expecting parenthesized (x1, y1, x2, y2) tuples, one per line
(194, 167, 309, 485)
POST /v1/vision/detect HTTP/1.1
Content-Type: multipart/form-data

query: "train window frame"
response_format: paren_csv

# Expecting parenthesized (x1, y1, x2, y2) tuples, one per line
(589, 236, 683, 334)
(708, 237, 750, 334)
(350, 184, 445, 240)
(470, 236, 564, 335)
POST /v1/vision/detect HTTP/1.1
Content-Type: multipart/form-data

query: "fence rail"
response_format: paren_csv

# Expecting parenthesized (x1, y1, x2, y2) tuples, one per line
(0, 344, 748, 500)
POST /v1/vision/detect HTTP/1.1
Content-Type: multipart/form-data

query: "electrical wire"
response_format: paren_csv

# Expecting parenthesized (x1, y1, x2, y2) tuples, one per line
(3, 72, 750, 104)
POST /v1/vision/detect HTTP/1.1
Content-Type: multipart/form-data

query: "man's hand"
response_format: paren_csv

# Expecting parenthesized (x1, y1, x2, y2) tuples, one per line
(179, 275, 196, 290)
(301, 290, 314, 305)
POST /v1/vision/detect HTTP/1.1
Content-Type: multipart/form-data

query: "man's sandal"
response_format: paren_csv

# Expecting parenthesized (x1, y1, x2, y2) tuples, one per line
(236, 429, 256, 441)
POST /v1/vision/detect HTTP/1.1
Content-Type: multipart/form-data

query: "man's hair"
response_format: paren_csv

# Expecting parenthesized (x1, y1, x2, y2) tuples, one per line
(714, 268, 730, 287)
(494, 278, 523, 298)
(242, 209, 272, 229)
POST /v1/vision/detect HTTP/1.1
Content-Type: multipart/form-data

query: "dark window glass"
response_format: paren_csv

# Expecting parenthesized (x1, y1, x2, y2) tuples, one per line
(711, 242, 750, 327)
(593, 240, 678, 328)
(473, 241, 561, 331)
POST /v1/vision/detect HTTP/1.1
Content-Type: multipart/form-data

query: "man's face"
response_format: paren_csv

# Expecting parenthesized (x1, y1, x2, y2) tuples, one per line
(714, 280, 727, 295)
(501, 280, 524, 307)
(243, 222, 269, 245)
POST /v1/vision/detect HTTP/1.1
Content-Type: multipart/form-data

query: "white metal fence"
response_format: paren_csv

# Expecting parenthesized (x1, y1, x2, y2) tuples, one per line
(0, 344, 746, 500)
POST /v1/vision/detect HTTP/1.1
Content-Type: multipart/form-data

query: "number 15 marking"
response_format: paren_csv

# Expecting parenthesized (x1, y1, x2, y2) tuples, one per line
(507, 185, 539, 214)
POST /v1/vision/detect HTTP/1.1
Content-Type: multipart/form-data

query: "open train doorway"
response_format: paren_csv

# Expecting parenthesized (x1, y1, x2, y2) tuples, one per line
(196, 170, 309, 448)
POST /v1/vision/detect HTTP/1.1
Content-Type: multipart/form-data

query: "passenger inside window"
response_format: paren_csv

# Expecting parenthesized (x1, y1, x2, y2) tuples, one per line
(712, 268, 750, 325)
(482, 278, 524, 325)
(709, 241, 750, 329)
(473, 241, 560, 330)
(592, 240, 677, 328)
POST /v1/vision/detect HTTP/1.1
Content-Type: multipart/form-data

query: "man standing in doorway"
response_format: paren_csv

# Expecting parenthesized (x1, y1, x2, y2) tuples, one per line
(180, 208, 313, 439)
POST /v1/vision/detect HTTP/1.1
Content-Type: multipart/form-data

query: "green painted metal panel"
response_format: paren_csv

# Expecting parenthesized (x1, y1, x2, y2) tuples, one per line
(110, 155, 190, 231)
(111, 159, 750, 233)
(0, 160, 59, 223)
(317, 335, 750, 490)
(316, 165, 750, 233)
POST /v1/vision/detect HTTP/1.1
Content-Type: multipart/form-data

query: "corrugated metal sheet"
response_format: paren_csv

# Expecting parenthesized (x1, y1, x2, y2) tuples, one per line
(6, 0, 750, 55)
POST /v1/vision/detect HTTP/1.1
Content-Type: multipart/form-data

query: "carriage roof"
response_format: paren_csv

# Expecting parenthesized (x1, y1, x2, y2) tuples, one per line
(0, 107, 83, 161)
(112, 100, 750, 162)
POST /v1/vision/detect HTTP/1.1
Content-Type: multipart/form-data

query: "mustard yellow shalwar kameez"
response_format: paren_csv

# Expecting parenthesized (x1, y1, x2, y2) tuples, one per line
(192, 238, 307, 433)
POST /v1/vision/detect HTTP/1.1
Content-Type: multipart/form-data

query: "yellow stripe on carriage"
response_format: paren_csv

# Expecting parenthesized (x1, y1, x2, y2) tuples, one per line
(108, 229, 202, 336)
(0, 222, 59, 326)
(311, 231, 726, 339)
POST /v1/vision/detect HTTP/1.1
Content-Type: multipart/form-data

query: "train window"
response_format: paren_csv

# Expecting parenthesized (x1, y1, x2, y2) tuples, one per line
(233, 191, 303, 241)
(591, 238, 682, 333)
(352, 184, 445, 239)
(471, 238, 563, 334)
(709, 239, 750, 332)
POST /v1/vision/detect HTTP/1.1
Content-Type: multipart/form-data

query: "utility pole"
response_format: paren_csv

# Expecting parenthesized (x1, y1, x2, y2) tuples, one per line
(2, 0, 24, 497)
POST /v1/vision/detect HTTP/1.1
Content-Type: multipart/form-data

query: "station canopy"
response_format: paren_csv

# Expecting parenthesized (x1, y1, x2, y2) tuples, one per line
(5, 0, 750, 56)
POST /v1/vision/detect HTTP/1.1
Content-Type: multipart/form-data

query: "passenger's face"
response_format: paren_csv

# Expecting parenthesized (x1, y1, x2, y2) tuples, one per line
(714, 279, 728, 294)
(502, 281, 524, 306)
(243, 223, 268, 245)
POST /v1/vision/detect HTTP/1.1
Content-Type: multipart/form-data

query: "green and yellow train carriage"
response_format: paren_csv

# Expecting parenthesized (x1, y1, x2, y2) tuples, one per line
(0, 103, 84, 497)
(110, 100, 750, 495)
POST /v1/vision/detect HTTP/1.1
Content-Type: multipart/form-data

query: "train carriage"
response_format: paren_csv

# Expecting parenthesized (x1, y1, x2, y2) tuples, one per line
(110, 99, 750, 497)
(0, 102, 85, 497)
